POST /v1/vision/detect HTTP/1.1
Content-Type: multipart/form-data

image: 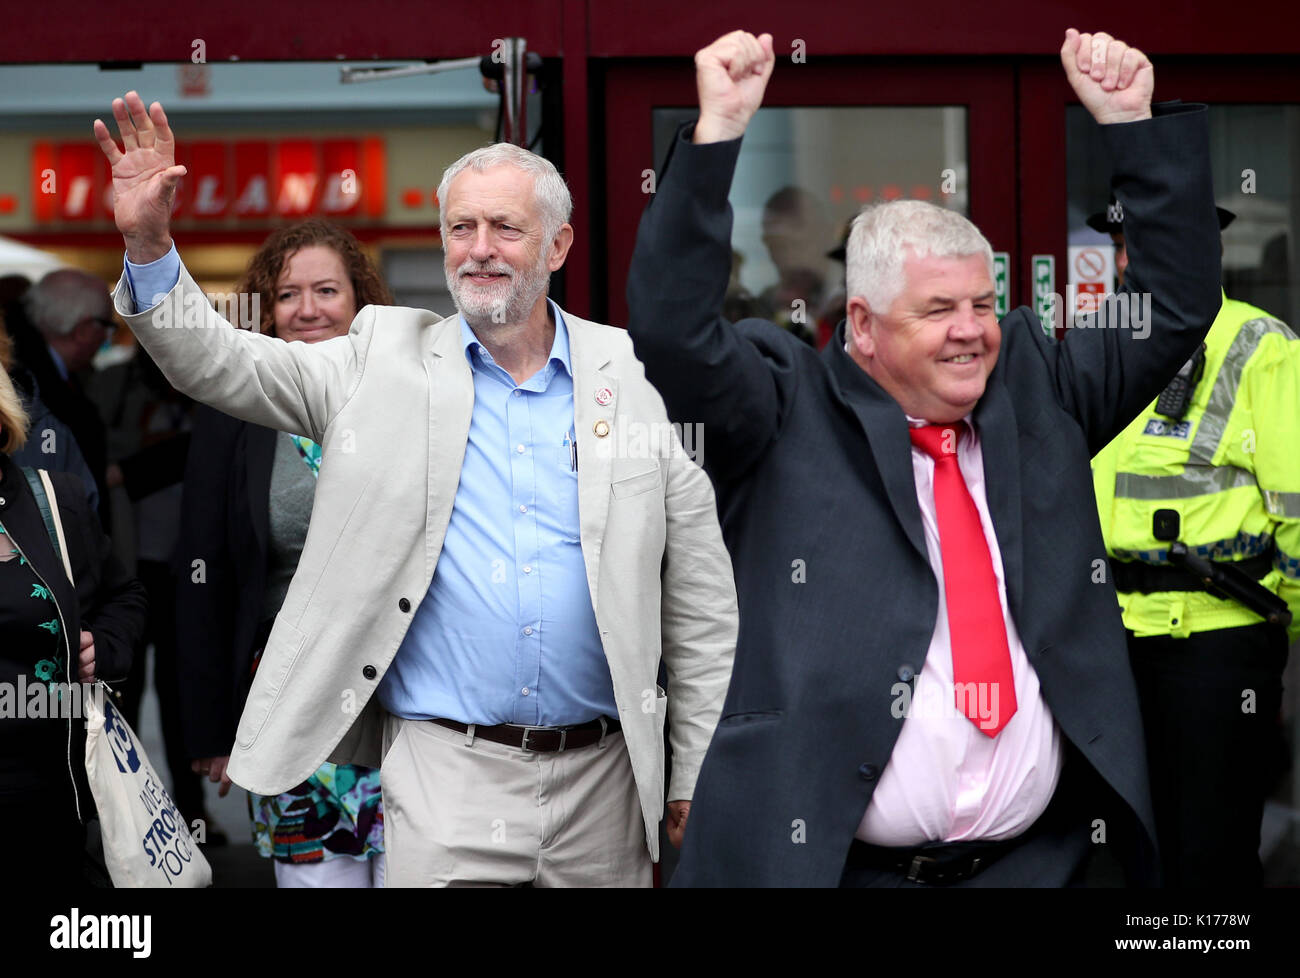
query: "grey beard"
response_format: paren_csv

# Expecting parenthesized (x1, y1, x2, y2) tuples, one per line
(448, 262, 551, 328)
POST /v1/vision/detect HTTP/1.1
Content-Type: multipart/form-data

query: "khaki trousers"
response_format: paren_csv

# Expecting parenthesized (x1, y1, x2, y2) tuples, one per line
(380, 714, 653, 887)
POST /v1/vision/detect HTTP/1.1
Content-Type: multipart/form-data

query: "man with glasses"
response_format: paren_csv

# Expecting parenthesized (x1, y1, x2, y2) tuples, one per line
(9, 268, 115, 521)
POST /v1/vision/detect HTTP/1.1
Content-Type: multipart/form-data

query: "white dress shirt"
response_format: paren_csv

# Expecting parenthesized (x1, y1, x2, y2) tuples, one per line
(855, 415, 1063, 847)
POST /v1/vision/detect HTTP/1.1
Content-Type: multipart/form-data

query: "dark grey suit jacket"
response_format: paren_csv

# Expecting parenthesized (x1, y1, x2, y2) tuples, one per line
(626, 104, 1222, 887)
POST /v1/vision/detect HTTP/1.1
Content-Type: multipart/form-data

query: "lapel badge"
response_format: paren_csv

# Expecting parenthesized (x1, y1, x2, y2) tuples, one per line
(593, 420, 611, 438)
(594, 386, 614, 406)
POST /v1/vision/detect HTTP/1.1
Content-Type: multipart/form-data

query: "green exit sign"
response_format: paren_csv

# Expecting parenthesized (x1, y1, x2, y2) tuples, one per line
(1032, 254, 1056, 336)
(992, 252, 1009, 318)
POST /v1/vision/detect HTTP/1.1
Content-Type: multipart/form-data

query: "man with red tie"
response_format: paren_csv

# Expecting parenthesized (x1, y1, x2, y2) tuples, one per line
(626, 28, 1223, 886)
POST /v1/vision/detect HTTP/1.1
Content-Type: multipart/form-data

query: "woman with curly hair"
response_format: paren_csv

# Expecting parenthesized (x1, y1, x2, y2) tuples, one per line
(175, 219, 391, 886)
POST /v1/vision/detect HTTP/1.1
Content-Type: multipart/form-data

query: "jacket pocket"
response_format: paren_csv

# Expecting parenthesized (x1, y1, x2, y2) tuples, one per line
(718, 709, 783, 727)
(235, 621, 308, 750)
(611, 468, 662, 500)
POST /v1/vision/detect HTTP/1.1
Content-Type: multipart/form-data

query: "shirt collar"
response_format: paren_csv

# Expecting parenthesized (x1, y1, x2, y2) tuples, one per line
(458, 298, 572, 383)
(906, 413, 975, 435)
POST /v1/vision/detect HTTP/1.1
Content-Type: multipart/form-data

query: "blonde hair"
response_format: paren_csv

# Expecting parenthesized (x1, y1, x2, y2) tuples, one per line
(0, 366, 29, 453)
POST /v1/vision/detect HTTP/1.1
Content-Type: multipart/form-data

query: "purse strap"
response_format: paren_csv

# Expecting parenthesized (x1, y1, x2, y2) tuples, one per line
(20, 466, 74, 583)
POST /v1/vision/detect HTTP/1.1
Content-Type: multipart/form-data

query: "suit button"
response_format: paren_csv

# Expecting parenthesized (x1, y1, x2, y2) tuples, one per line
(897, 664, 915, 683)
(362, 665, 377, 680)
(398, 598, 411, 612)
(858, 763, 879, 781)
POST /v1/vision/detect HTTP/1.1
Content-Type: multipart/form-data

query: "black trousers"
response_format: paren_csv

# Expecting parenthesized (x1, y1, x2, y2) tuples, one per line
(1128, 622, 1288, 887)
(119, 559, 204, 824)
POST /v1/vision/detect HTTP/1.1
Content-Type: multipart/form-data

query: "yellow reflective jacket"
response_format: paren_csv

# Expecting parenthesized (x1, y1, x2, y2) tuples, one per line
(1093, 294, 1300, 642)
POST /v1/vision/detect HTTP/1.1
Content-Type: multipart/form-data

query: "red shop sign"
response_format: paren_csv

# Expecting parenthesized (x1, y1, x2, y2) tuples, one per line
(31, 137, 387, 224)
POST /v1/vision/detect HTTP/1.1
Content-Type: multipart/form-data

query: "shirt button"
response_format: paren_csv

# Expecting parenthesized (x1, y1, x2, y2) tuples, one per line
(398, 598, 411, 612)
(523, 565, 532, 574)
(516, 444, 525, 454)
(362, 665, 377, 680)
(513, 390, 521, 397)
(519, 504, 527, 513)
(521, 687, 530, 696)
(523, 626, 533, 636)
(858, 763, 879, 781)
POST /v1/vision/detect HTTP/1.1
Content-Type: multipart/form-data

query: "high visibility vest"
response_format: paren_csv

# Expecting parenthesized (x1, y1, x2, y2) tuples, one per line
(1092, 294, 1300, 642)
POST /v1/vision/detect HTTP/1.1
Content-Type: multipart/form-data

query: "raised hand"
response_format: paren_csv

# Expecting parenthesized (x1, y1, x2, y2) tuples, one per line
(1061, 28, 1153, 125)
(93, 91, 187, 263)
(693, 30, 776, 144)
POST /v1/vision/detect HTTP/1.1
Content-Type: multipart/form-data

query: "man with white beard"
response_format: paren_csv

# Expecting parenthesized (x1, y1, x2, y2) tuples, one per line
(97, 96, 738, 887)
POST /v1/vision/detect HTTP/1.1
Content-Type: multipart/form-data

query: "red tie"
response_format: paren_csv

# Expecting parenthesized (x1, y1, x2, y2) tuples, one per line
(909, 423, 1017, 737)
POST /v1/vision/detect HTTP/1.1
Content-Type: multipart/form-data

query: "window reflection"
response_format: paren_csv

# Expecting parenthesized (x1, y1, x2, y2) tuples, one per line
(654, 106, 968, 348)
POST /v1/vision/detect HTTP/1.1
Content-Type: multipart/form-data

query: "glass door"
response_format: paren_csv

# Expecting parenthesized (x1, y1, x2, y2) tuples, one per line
(601, 60, 1016, 331)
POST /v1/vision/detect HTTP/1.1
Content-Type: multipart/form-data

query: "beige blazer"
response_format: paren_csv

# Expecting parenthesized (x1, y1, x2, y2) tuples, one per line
(114, 267, 738, 860)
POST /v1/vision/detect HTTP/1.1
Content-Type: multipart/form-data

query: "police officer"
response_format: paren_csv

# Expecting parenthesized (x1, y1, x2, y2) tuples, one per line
(1092, 200, 1300, 886)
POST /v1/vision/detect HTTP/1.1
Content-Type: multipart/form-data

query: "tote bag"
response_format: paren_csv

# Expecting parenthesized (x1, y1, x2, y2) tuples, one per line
(83, 685, 213, 887)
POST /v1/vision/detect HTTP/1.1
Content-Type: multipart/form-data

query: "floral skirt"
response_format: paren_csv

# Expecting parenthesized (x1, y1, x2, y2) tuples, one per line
(249, 762, 383, 863)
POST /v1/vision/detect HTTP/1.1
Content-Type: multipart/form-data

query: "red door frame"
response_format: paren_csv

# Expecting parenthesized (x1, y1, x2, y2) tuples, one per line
(602, 59, 1017, 326)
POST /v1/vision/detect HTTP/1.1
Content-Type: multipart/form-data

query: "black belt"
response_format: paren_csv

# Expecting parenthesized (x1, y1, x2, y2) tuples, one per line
(847, 836, 1021, 885)
(1110, 550, 1273, 594)
(430, 716, 620, 752)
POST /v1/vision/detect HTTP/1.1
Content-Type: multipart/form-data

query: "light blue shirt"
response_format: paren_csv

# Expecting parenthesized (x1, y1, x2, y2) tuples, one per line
(378, 307, 614, 726)
(123, 248, 614, 727)
(123, 243, 182, 312)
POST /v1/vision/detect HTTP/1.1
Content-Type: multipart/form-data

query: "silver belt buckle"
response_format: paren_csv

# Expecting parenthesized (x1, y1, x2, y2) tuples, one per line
(519, 725, 566, 751)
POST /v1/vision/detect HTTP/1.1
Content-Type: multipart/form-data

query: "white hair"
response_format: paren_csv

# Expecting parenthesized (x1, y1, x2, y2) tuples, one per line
(845, 200, 993, 313)
(437, 143, 572, 247)
(23, 268, 110, 337)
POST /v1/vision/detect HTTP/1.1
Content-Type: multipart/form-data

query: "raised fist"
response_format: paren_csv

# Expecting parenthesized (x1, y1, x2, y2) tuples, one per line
(1061, 29, 1153, 125)
(693, 30, 776, 144)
